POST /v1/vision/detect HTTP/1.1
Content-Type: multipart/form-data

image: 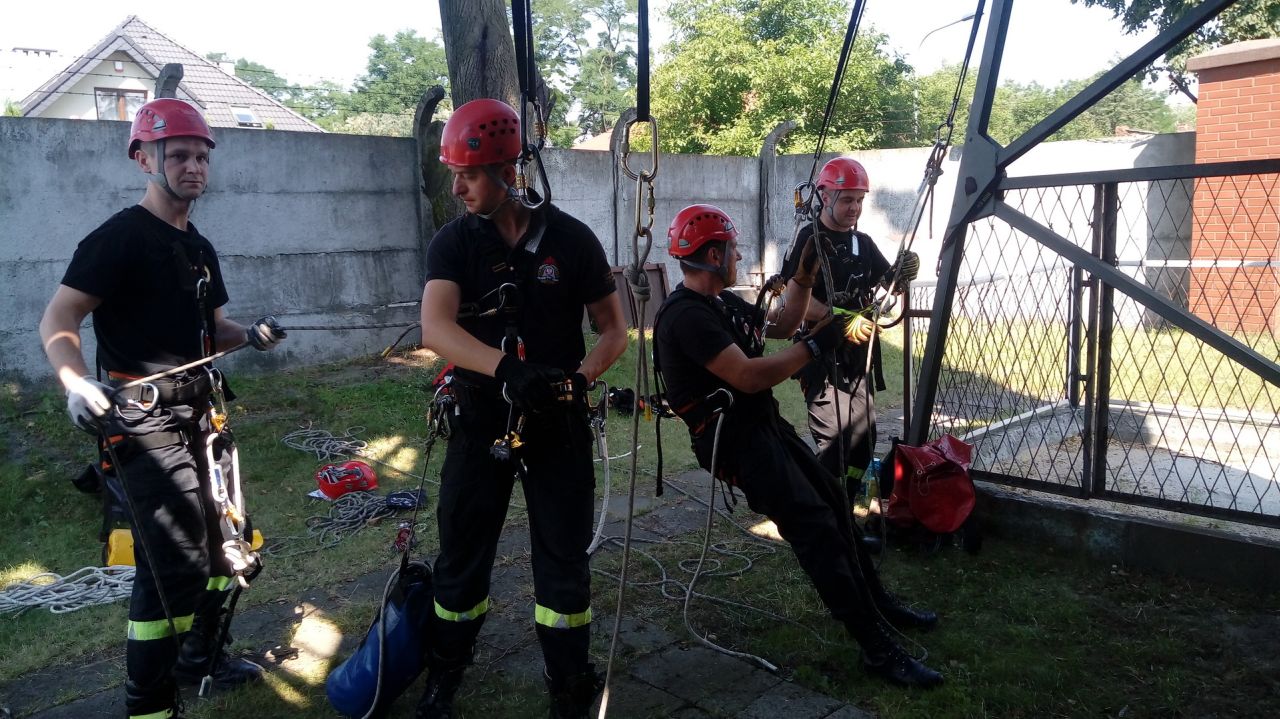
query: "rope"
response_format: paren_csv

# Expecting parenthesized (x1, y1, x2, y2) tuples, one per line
(280, 424, 429, 481)
(262, 491, 404, 558)
(283, 322, 418, 331)
(805, 0, 869, 185)
(681, 413, 778, 672)
(0, 565, 134, 615)
(600, 15, 661, 711)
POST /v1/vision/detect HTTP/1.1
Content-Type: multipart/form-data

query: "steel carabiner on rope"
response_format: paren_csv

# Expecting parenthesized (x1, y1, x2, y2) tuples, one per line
(619, 116, 659, 183)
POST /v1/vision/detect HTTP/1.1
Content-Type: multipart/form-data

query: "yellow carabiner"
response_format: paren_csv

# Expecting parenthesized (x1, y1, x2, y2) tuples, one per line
(619, 117, 660, 182)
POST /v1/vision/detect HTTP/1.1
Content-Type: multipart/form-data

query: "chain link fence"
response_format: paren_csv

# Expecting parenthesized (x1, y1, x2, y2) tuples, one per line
(908, 166, 1280, 528)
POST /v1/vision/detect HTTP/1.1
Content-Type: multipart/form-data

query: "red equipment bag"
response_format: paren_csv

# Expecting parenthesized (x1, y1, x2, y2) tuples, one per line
(886, 434, 976, 534)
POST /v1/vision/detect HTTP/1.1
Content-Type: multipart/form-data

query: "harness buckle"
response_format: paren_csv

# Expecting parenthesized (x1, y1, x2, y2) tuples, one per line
(124, 383, 160, 412)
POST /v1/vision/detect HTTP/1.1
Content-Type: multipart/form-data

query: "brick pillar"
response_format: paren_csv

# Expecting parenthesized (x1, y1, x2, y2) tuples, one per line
(1187, 39, 1280, 336)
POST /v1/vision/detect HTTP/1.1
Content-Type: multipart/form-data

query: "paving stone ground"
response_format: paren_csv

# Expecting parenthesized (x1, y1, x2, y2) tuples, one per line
(1, 463, 881, 719)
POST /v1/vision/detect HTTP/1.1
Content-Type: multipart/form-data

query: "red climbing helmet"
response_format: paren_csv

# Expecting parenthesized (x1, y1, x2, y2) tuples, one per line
(816, 157, 870, 193)
(128, 98, 215, 159)
(667, 204, 738, 259)
(315, 460, 378, 500)
(439, 98, 523, 167)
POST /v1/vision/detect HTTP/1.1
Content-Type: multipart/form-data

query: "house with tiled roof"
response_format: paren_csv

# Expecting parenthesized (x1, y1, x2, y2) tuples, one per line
(20, 15, 322, 133)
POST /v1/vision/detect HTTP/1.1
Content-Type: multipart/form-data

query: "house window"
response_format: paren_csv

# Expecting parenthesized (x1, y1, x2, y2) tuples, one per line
(231, 106, 263, 128)
(94, 88, 146, 121)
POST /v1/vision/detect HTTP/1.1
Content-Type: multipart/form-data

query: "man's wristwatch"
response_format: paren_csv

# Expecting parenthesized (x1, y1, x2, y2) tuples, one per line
(804, 338, 822, 359)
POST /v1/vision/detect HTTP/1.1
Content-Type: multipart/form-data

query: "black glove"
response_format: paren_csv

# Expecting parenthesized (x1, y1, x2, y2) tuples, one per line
(889, 250, 920, 286)
(800, 314, 845, 359)
(791, 236, 820, 288)
(569, 372, 592, 406)
(495, 354, 565, 413)
(247, 315, 287, 351)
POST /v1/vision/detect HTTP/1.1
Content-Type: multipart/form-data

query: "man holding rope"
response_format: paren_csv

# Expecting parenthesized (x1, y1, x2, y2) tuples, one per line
(38, 98, 286, 719)
(654, 204, 942, 688)
(416, 98, 626, 719)
(782, 157, 920, 511)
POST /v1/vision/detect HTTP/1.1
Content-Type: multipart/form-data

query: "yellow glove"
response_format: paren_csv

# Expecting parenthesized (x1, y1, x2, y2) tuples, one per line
(842, 311, 876, 345)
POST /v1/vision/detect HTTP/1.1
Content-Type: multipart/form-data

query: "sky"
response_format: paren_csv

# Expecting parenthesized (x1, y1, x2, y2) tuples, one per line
(2, 0, 1168, 107)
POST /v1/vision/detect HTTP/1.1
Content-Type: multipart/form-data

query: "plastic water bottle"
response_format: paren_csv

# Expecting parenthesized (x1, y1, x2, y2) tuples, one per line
(865, 458, 881, 502)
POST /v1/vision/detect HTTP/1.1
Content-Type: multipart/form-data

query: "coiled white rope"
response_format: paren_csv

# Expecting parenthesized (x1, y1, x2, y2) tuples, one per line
(0, 565, 134, 615)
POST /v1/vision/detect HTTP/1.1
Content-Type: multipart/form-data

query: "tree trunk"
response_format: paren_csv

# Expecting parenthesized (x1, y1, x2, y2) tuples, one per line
(439, 0, 520, 108)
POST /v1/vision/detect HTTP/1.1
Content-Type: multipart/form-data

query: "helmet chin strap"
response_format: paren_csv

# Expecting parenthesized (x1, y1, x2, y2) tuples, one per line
(680, 248, 731, 285)
(475, 165, 518, 220)
(147, 139, 193, 203)
(821, 189, 857, 233)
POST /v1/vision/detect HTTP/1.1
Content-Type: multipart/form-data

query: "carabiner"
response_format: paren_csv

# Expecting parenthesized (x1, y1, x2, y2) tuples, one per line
(514, 145, 551, 210)
(619, 117, 659, 182)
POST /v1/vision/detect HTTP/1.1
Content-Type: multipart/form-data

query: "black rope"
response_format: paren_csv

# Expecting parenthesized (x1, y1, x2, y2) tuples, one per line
(637, 0, 650, 121)
(511, 0, 539, 150)
(806, 0, 868, 185)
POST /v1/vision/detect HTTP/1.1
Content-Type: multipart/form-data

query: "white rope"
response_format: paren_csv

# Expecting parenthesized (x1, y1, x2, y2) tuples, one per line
(0, 565, 134, 615)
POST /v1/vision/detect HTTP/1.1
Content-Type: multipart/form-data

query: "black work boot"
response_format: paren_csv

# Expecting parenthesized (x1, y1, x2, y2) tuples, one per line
(544, 665, 605, 719)
(877, 592, 938, 631)
(847, 620, 943, 689)
(171, 627, 263, 690)
(415, 654, 468, 719)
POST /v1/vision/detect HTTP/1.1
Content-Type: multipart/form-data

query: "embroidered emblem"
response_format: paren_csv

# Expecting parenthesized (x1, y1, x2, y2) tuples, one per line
(536, 257, 560, 284)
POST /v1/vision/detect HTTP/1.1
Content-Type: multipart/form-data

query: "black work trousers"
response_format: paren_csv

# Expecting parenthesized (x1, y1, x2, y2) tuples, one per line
(801, 365, 875, 505)
(430, 386, 596, 682)
(105, 402, 234, 719)
(691, 406, 889, 627)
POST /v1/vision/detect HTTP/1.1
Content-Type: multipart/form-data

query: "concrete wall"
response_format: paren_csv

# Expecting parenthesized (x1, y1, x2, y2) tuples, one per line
(0, 116, 422, 380)
(0, 115, 1197, 382)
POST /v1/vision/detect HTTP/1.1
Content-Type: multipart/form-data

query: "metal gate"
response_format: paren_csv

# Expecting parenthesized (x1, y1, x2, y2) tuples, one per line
(908, 0, 1280, 528)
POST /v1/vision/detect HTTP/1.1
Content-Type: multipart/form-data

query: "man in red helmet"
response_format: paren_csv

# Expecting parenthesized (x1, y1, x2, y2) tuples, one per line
(38, 98, 284, 719)
(415, 98, 626, 719)
(653, 204, 942, 688)
(781, 156, 920, 513)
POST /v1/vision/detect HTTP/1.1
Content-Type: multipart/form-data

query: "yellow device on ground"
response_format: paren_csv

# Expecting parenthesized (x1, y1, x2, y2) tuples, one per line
(104, 528, 264, 567)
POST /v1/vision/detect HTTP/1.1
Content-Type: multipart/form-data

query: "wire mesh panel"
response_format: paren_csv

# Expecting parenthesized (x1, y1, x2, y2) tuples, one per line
(911, 169, 1280, 527)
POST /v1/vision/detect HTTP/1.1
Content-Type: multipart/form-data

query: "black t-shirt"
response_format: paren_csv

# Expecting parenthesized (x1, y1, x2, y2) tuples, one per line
(781, 222, 891, 385)
(425, 203, 615, 384)
(781, 222, 891, 309)
(61, 205, 229, 374)
(654, 285, 772, 419)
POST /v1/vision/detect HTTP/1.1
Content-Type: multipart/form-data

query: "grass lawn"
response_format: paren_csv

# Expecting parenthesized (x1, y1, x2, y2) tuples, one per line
(2, 328, 1276, 718)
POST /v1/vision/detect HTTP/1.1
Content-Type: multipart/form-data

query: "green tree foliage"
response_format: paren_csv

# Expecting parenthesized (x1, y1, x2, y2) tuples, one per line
(527, 0, 637, 147)
(4, 101, 21, 117)
(1070, 0, 1280, 98)
(206, 52, 353, 124)
(532, 0, 591, 145)
(652, 0, 914, 155)
(207, 53, 292, 103)
(571, 0, 637, 141)
(350, 30, 450, 114)
(916, 63, 1178, 147)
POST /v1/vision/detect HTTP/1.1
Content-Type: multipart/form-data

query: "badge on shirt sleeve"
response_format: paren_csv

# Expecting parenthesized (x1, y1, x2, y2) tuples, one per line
(536, 257, 560, 284)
